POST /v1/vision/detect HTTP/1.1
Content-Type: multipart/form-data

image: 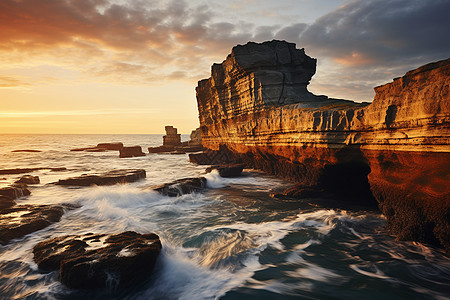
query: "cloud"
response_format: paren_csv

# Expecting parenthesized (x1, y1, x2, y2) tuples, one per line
(0, 0, 448, 102)
(0, 75, 31, 87)
(299, 0, 450, 67)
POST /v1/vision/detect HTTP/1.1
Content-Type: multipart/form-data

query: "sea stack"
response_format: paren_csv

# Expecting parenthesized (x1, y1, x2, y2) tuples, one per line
(163, 126, 181, 146)
(193, 40, 450, 249)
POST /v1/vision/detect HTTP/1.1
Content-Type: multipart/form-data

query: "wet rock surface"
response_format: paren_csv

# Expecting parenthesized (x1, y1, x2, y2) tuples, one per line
(71, 142, 124, 152)
(33, 231, 162, 289)
(0, 185, 31, 199)
(206, 163, 245, 177)
(15, 175, 40, 184)
(57, 169, 146, 186)
(0, 196, 16, 210)
(148, 145, 175, 153)
(152, 177, 207, 197)
(0, 168, 66, 175)
(0, 205, 65, 245)
(119, 146, 146, 158)
(11, 149, 42, 153)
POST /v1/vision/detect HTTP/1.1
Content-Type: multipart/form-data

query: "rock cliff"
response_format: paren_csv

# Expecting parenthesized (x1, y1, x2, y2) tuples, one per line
(195, 40, 450, 249)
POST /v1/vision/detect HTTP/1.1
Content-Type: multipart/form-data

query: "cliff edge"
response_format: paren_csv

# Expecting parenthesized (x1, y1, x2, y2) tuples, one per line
(195, 40, 450, 249)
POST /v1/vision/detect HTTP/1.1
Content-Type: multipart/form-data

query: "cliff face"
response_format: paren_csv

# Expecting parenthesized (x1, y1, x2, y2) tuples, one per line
(195, 40, 450, 249)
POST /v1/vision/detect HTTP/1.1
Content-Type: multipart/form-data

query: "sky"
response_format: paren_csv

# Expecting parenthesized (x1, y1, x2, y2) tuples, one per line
(0, 0, 449, 134)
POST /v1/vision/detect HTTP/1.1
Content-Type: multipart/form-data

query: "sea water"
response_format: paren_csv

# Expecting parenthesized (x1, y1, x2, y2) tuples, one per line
(0, 134, 448, 299)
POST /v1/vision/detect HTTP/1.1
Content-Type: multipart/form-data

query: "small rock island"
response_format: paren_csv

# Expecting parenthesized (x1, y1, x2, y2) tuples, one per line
(193, 40, 450, 249)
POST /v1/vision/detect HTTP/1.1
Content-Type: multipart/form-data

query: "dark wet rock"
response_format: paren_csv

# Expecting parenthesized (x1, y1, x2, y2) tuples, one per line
(0, 205, 65, 245)
(0, 168, 67, 175)
(189, 145, 241, 165)
(0, 196, 16, 210)
(270, 185, 328, 199)
(153, 177, 207, 197)
(11, 149, 42, 153)
(71, 142, 124, 152)
(170, 150, 186, 155)
(85, 148, 107, 152)
(119, 146, 146, 158)
(206, 163, 245, 177)
(148, 145, 175, 153)
(96, 143, 124, 150)
(0, 185, 31, 199)
(33, 231, 162, 289)
(175, 144, 204, 153)
(57, 169, 146, 186)
(15, 175, 40, 184)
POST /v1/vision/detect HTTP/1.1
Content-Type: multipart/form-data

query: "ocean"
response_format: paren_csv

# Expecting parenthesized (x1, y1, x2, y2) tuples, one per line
(0, 134, 448, 299)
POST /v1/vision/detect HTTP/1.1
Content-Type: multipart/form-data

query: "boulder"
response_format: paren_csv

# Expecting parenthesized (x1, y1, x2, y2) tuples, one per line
(0, 185, 31, 199)
(33, 231, 162, 289)
(0, 205, 65, 245)
(15, 175, 40, 184)
(57, 169, 146, 186)
(119, 146, 146, 158)
(205, 163, 245, 177)
(152, 177, 207, 197)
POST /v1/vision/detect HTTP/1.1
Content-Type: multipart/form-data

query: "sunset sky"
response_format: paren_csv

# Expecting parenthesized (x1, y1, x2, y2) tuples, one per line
(1, 0, 449, 134)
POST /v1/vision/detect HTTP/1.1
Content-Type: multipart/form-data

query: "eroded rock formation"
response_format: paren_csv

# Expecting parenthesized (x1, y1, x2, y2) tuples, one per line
(195, 40, 450, 249)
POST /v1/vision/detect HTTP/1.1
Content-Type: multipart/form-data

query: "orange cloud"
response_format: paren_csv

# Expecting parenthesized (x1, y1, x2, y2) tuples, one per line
(334, 52, 374, 66)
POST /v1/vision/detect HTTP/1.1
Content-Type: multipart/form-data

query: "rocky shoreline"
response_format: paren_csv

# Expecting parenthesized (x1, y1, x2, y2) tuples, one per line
(193, 40, 449, 250)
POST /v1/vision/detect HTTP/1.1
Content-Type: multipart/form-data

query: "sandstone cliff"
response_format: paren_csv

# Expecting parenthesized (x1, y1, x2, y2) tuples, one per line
(195, 40, 450, 249)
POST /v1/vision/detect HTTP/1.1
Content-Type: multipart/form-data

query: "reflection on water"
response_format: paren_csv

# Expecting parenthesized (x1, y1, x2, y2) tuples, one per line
(0, 134, 449, 299)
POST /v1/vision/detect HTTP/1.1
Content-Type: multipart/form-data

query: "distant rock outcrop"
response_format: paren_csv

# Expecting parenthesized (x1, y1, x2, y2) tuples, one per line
(119, 146, 146, 158)
(149, 126, 203, 154)
(71, 142, 124, 152)
(195, 40, 450, 249)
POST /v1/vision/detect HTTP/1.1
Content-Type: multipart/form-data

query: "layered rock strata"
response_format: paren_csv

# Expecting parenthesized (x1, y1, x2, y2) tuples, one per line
(195, 40, 450, 249)
(163, 125, 181, 146)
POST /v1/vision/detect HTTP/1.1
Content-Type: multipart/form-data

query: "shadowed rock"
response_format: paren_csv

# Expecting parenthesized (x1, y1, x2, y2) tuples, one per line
(11, 149, 42, 153)
(15, 175, 40, 184)
(71, 142, 124, 152)
(0, 196, 16, 210)
(206, 163, 245, 177)
(119, 146, 146, 158)
(57, 169, 146, 186)
(0, 168, 66, 175)
(0, 205, 65, 245)
(152, 177, 207, 197)
(0, 185, 31, 199)
(33, 231, 162, 289)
